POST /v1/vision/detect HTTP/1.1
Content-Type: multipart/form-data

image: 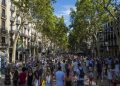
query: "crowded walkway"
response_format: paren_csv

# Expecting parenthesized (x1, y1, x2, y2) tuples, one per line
(0, 55, 120, 86)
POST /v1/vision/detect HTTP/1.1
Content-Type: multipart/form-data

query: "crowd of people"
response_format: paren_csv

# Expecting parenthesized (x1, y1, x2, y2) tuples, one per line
(3, 55, 120, 86)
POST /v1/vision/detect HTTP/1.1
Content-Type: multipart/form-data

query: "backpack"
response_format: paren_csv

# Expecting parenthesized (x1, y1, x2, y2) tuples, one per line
(79, 68, 85, 78)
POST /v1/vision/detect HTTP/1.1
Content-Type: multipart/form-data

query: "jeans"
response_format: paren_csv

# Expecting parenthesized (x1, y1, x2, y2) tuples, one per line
(77, 80, 84, 86)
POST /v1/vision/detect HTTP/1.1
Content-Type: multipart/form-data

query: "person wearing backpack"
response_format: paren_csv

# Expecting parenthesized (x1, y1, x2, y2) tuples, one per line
(76, 63, 85, 86)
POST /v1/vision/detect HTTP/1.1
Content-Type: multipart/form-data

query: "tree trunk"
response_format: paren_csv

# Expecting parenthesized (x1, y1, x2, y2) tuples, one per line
(12, 33, 19, 63)
(93, 35, 100, 57)
(12, 23, 23, 63)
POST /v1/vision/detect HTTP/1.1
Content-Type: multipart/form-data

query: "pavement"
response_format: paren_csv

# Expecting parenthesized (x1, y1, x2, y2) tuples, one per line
(1, 73, 120, 86)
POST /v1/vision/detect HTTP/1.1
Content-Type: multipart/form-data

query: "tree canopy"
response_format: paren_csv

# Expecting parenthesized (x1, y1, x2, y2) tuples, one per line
(69, 0, 120, 52)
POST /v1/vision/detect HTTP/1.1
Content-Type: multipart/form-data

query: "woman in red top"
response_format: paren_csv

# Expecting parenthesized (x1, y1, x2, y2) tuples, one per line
(19, 67, 27, 86)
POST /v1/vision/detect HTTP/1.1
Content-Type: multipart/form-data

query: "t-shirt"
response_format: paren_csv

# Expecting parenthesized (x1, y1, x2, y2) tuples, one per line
(19, 72, 27, 85)
(61, 63, 65, 72)
(76, 67, 84, 81)
(73, 62, 78, 72)
(55, 71, 65, 86)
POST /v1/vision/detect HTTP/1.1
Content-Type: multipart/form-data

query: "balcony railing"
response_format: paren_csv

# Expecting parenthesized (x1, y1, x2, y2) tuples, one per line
(20, 32, 26, 37)
(2, 0, 6, 7)
(10, 16, 15, 22)
(1, 27, 8, 34)
(16, 20, 20, 25)
(1, 13, 7, 19)
(10, 5, 15, 11)
(9, 29, 18, 34)
(0, 43, 8, 48)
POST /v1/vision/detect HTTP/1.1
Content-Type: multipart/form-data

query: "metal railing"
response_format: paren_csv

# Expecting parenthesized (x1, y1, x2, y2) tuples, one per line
(10, 16, 15, 22)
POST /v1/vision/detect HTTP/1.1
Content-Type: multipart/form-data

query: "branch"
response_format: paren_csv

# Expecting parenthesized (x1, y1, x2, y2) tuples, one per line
(104, 7, 117, 21)
(103, 0, 106, 7)
(106, 0, 112, 7)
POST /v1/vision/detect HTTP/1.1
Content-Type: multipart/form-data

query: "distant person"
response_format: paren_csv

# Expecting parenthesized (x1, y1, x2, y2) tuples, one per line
(55, 66, 65, 86)
(34, 67, 40, 86)
(46, 71, 52, 86)
(65, 70, 72, 86)
(13, 69, 19, 86)
(76, 63, 85, 86)
(19, 67, 27, 86)
(27, 69, 33, 86)
(4, 69, 11, 86)
(73, 59, 78, 75)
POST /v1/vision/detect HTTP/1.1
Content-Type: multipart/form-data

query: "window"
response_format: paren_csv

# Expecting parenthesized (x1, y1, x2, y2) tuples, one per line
(1, 20, 5, 28)
(2, 9, 5, 18)
(2, 0, 6, 6)
(2, 37, 5, 43)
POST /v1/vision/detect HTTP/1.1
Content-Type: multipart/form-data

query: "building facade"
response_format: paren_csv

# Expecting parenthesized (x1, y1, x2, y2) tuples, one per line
(96, 14, 120, 57)
(0, 0, 43, 63)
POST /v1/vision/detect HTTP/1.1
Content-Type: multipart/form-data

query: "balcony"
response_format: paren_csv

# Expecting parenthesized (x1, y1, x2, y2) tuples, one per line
(1, 0, 6, 8)
(9, 29, 18, 34)
(20, 32, 26, 37)
(1, 13, 6, 19)
(0, 43, 8, 48)
(1, 27, 8, 34)
(10, 16, 15, 22)
(16, 20, 20, 25)
(10, 5, 15, 12)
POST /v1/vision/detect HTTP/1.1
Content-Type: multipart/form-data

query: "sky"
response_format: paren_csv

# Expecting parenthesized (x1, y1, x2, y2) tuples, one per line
(53, 0, 120, 26)
(53, 0, 76, 27)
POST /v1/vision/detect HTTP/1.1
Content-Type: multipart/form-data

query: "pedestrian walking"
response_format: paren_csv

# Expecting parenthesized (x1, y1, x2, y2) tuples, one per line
(88, 67, 94, 86)
(4, 69, 11, 86)
(107, 67, 112, 85)
(13, 69, 19, 86)
(112, 71, 117, 86)
(55, 66, 65, 86)
(46, 71, 52, 86)
(19, 67, 27, 86)
(27, 69, 33, 86)
(65, 70, 72, 86)
(76, 63, 85, 86)
(34, 67, 40, 86)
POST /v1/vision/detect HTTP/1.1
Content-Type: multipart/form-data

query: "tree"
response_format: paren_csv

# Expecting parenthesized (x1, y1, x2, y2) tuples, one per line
(11, 0, 32, 63)
(12, 0, 56, 63)
(69, 0, 111, 55)
(95, 0, 120, 53)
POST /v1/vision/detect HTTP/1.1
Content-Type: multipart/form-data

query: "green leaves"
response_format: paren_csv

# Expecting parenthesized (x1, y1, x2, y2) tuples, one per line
(12, 0, 69, 51)
(69, 0, 118, 52)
